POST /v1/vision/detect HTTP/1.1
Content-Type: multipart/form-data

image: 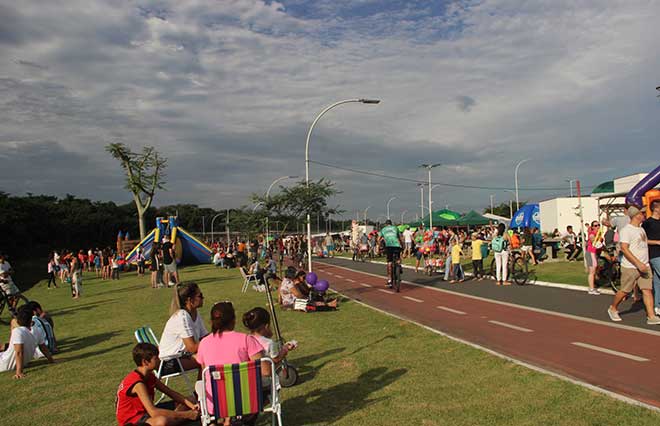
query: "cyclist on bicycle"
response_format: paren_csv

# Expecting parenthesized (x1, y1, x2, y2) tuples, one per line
(378, 220, 403, 288)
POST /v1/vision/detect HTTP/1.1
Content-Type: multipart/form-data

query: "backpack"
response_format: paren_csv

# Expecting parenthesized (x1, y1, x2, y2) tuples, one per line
(480, 242, 490, 258)
(491, 236, 506, 253)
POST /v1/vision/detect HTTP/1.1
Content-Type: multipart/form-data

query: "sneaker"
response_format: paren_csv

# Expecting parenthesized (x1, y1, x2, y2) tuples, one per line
(607, 308, 622, 322)
(588, 288, 600, 295)
(647, 316, 660, 325)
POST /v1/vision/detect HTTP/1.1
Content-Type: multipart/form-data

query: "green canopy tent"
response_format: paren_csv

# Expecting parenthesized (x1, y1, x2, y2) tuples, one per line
(457, 210, 491, 226)
(418, 209, 461, 227)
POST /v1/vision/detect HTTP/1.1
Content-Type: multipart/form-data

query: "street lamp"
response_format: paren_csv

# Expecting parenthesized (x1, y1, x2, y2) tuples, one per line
(490, 194, 495, 214)
(514, 158, 531, 211)
(364, 206, 371, 227)
(305, 98, 381, 272)
(386, 196, 397, 220)
(565, 179, 575, 197)
(252, 202, 264, 213)
(400, 209, 408, 224)
(420, 163, 441, 228)
(417, 183, 425, 226)
(210, 213, 223, 243)
(265, 175, 298, 249)
(504, 189, 515, 218)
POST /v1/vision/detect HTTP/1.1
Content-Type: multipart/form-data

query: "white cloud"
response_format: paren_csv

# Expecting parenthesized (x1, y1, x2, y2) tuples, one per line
(0, 0, 659, 217)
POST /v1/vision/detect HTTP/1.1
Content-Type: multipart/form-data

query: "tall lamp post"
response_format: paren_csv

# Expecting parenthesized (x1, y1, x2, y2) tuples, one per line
(210, 213, 223, 244)
(305, 98, 381, 272)
(490, 194, 495, 214)
(363, 206, 371, 228)
(420, 163, 441, 229)
(386, 196, 397, 220)
(514, 158, 531, 211)
(565, 179, 575, 197)
(417, 183, 425, 226)
(504, 189, 515, 219)
(400, 209, 408, 224)
(265, 175, 297, 249)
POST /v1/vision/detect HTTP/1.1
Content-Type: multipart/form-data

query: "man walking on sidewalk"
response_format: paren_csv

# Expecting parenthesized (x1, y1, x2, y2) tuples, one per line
(642, 200, 660, 316)
(607, 206, 660, 325)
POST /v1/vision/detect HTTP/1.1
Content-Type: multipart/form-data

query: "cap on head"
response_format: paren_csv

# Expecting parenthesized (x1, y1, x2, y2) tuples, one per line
(385, 219, 392, 225)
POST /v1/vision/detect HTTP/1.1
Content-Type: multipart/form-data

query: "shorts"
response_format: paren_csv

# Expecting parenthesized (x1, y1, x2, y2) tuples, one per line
(405, 242, 412, 250)
(585, 251, 597, 268)
(385, 247, 401, 263)
(159, 358, 184, 376)
(126, 413, 150, 426)
(327, 244, 335, 251)
(521, 245, 532, 252)
(415, 250, 427, 260)
(620, 267, 652, 293)
(164, 262, 177, 273)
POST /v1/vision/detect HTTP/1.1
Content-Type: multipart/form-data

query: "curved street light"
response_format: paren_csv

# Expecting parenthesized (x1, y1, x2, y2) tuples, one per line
(210, 213, 223, 244)
(305, 98, 381, 271)
(400, 209, 408, 224)
(265, 175, 298, 249)
(514, 158, 531, 211)
(386, 196, 397, 220)
(363, 206, 372, 227)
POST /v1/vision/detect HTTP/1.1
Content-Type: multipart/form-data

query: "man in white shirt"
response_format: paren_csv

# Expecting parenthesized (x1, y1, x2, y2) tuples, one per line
(0, 306, 55, 378)
(607, 206, 660, 325)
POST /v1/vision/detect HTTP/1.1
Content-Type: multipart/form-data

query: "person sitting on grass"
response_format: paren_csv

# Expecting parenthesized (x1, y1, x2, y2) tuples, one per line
(293, 270, 338, 310)
(116, 343, 199, 426)
(196, 301, 270, 426)
(159, 282, 207, 376)
(0, 305, 55, 378)
(279, 267, 306, 309)
(25, 301, 58, 354)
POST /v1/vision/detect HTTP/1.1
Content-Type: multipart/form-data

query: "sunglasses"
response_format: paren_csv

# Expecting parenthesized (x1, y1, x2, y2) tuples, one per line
(592, 224, 600, 227)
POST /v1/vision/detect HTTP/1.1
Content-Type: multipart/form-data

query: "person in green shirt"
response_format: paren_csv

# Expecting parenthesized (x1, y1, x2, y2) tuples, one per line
(378, 220, 403, 288)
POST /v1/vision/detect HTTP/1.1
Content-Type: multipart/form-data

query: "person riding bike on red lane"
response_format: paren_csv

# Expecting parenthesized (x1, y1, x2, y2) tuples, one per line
(378, 220, 404, 288)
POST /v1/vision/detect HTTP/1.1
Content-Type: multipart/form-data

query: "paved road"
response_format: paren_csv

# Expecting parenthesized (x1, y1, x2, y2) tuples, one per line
(313, 256, 660, 409)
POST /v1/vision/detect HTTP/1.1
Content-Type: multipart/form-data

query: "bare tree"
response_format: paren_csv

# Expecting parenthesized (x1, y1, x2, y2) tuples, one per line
(106, 143, 167, 239)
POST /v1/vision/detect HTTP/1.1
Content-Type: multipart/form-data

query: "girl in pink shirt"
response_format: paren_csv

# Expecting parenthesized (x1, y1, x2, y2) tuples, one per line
(196, 302, 269, 426)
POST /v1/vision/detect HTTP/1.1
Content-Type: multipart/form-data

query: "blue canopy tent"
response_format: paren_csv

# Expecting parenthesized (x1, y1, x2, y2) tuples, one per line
(510, 204, 540, 229)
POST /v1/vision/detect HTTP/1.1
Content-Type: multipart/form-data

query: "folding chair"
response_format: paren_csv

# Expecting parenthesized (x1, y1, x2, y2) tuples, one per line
(134, 326, 196, 403)
(239, 267, 258, 293)
(198, 359, 282, 426)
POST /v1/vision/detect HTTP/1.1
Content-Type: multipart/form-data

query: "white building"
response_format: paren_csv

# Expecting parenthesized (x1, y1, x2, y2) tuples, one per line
(539, 197, 599, 234)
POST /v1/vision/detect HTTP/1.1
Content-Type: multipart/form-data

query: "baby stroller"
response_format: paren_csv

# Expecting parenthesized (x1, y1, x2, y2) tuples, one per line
(263, 276, 299, 388)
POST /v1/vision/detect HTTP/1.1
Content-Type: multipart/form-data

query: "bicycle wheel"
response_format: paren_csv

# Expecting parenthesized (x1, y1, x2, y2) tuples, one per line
(278, 363, 299, 388)
(393, 263, 401, 293)
(511, 256, 529, 285)
(9, 293, 29, 317)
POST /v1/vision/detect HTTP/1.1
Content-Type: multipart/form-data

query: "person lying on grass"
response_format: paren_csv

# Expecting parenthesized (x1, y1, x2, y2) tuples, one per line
(196, 301, 270, 426)
(159, 282, 207, 376)
(0, 305, 55, 379)
(116, 343, 199, 426)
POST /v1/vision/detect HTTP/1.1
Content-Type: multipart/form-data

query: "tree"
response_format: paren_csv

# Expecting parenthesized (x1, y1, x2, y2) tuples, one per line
(483, 201, 525, 219)
(106, 143, 167, 239)
(251, 178, 342, 228)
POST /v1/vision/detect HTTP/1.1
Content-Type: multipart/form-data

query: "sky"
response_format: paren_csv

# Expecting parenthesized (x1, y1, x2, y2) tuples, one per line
(1, 0, 659, 223)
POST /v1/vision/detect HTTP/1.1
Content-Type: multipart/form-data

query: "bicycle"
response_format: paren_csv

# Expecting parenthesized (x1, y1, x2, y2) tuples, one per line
(0, 287, 29, 320)
(391, 250, 402, 292)
(596, 247, 621, 292)
(489, 249, 530, 285)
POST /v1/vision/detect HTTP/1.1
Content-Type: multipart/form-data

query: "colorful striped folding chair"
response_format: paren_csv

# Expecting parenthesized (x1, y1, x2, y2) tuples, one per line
(134, 326, 195, 403)
(198, 358, 282, 426)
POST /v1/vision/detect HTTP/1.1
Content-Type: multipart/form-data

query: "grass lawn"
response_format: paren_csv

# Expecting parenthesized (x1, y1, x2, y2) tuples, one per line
(1, 264, 656, 425)
(335, 251, 590, 287)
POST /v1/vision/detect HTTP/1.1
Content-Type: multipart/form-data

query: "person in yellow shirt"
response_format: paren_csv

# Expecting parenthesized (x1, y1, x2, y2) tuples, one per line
(471, 233, 485, 281)
(450, 238, 464, 283)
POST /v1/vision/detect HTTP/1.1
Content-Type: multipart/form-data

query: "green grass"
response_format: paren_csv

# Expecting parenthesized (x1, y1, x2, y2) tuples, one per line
(336, 251, 590, 286)
(1, 265, 657, 425)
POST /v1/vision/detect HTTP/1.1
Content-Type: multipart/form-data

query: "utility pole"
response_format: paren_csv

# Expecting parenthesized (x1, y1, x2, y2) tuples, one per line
(490, 194, 494, 214)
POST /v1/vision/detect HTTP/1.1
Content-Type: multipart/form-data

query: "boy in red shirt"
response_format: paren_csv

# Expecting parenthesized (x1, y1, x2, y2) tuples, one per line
(116, 343, 199, 426)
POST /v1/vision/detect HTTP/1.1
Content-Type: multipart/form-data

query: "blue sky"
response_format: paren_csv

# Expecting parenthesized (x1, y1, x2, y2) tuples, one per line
(1, 0, 659, 221)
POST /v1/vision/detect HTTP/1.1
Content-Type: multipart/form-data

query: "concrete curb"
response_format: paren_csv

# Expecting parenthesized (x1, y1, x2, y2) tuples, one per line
(324, 256, 613, 295)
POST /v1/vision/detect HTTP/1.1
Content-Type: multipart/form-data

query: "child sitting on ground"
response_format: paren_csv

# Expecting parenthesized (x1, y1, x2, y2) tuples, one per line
(0, 305, 55, 378)
(116, 342, 199, 426)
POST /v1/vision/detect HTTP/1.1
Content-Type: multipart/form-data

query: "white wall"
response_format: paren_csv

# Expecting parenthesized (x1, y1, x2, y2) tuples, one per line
(539, 197, 599, 234)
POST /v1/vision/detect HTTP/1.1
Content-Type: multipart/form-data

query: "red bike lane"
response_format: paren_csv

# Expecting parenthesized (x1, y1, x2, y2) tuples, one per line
(313, 260, 660, 409)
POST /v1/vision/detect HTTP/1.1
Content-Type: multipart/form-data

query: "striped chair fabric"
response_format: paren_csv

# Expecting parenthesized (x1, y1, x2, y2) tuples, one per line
(209, 361, 264, 418)
(134, 327, 159, 346)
